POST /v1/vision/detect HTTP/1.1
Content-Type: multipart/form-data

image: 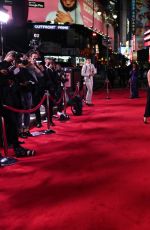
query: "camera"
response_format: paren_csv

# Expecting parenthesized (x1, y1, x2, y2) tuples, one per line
(33, 58, 42, 64)
(36, 60, 42, 64)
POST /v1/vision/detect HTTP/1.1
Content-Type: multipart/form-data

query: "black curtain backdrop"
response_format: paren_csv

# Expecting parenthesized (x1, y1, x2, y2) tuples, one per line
(12, 0, 28, 27)
(4, 0, 29, 52)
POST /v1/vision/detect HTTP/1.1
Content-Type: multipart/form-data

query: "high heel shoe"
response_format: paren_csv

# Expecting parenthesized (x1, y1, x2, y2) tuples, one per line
(144, 117, 148, 124)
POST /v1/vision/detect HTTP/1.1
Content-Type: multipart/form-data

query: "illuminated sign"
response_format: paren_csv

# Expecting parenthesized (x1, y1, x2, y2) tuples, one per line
(29, 1, 44, 8)
(132, 34, 136, 51)
(33, 24, 70, 30)
(4, 0, 44, 8)
(131, 0, 136, 34)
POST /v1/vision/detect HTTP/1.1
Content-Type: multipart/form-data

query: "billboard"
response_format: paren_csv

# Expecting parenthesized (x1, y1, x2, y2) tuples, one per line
(27, 0, 114, 42)
(3, 0, 114, 48)
(27, 0, 103, 31)
(136, 0, 150, 50)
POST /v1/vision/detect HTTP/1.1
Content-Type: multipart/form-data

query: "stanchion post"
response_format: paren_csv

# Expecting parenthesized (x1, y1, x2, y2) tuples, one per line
(105, 78, 111, 99)
(63, 84, 67, 114)
(0, 116, 17, 167)
(31, 91, 55, 136)
(1, 116, 8, 156)
(46, 90, 50, 130)
(44, 90, 55, 134)
(59, 83, 70, 120)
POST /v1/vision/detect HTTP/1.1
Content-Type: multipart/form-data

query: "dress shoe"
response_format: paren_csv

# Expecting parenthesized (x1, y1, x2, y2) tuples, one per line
(36, 123, 42, 128)
(18, 141, 25, 144)
(25, 131, 33, 137)
(14, 146, 35, 157)
(86, 103, 94, 106)
(19, 132, 28, 138)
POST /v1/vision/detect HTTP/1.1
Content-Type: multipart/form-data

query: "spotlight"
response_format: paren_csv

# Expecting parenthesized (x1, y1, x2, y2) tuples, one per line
(113, 14, 117, 19)
(97, 10, 102, 16)
(0, 7, 9, 57)
(0, 8, 9, 23)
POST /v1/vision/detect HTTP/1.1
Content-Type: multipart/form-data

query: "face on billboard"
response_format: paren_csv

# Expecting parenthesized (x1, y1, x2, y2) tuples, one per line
(60, 0, 77, 11)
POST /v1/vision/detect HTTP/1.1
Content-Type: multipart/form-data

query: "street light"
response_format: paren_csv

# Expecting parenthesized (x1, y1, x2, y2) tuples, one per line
(0, 8, 9, 58)
(112, 14, 117, 19)
(0, 10, 9, 23)
(97, 10, 102, 16)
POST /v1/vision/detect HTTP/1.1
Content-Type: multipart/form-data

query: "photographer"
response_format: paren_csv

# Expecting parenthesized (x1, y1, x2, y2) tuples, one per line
(14, 59, 36, 138)
(0, 51, 35, 157)
(55, 64, 67, 112)
(28, 50, 45, 128)
(44, 58, 58, 126)
(81, 58, 97, 106)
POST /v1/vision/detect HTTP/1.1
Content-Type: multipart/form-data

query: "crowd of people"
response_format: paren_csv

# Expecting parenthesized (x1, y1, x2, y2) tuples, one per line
(0, 50, 69, 158)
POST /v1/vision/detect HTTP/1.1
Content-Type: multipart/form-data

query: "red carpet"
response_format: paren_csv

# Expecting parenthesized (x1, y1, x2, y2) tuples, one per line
(1, 88, 150, 230)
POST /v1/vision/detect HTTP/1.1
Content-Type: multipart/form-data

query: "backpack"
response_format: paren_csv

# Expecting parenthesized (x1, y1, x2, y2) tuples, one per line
(68, 96, 83, 116)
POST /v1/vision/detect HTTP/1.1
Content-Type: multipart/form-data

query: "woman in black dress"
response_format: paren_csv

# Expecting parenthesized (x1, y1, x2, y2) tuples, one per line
(144, 68, 150, 123)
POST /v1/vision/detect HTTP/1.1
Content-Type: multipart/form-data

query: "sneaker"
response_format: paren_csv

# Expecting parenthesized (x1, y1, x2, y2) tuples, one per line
(0, 156, 17, 166)
(14, 146, 35, 157)
(18, 141, 25, 144)
(25, 131, 33, 137)
(86, 102, 94, 106)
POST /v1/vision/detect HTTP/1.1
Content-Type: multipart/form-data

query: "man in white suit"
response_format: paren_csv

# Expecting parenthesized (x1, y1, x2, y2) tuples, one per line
(81, 58, 97, 105)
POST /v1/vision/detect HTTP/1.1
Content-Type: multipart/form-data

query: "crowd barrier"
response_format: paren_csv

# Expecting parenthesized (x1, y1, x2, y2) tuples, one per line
(0, 84, 83, 166)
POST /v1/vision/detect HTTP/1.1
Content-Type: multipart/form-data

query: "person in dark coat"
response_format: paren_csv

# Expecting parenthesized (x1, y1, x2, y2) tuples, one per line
(0, 51, 35, 157)
(14, 59, 36, 137)
(44, 58, 58, 126)
(144, 68, 150, 123)
(27, 50, 45, 128)
(129, 62, 139, 98)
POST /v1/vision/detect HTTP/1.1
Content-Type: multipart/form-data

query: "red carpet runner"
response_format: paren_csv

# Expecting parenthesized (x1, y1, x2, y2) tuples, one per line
(1, 89, 150, 230)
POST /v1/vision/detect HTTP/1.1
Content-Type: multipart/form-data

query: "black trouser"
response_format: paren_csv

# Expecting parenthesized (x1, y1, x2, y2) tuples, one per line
(0, 121, 3, 147)
(32, 89, 42, 125)
(3, 109, 19, 148)
(144, 87, 150, 117)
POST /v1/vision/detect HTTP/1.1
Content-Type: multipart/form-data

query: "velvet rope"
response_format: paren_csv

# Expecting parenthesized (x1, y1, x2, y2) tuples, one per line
(49, 90, 64, 105)
(3, 94, 47, 114)
(79, 82, 86, 97)
(1, 116, 8, 156)
(3, 85, 80, 114)
(66, 85, 79, 99)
